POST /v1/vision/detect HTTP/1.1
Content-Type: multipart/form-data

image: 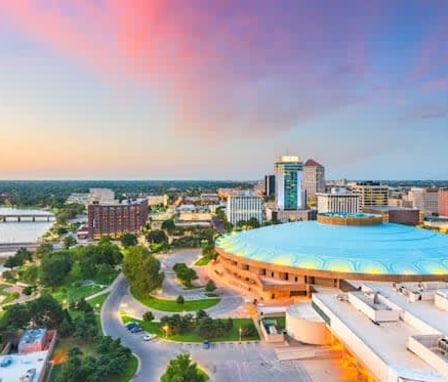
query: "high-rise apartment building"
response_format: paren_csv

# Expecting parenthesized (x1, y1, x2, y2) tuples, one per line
(88, 199, 148, 239)
(316, 188, 360, 214)
(264, 175, 276, 197)
(351, 182, 389, 210)
(439, 189, 448, 217)
(303, 159, 325, 201)
(275, 155, 304, 210)
(226, 192, 263, 226)
(408, 187, 439, 215)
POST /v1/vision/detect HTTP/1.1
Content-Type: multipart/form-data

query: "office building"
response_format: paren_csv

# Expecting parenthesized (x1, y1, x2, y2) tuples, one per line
(351, 182, 389, 210)
(439, 189, 448, 217)
(316, 188, 360, 214)
(226, 192, 263, 226)
(408, 187, 439, 215)
(264, 175, 276, 197)
(302, 159, 325, 201)
(88, 199, 148, 239)
(275, 155, 304, 210)
(363, 206, 421, 226)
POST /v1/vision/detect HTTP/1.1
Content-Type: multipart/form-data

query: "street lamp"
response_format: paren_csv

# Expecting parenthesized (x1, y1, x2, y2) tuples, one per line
(163, 324, 169, 338)
(239, 326, 242, 343)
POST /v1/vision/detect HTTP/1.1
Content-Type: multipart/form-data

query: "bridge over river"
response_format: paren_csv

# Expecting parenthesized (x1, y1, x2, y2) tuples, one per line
(0, 213, 55, 223)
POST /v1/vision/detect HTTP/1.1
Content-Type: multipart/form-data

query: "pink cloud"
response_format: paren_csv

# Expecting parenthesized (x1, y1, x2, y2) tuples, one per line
(0, 1, 384, 139)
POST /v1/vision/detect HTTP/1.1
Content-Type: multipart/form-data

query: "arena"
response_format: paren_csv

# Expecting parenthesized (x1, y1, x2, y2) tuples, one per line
(214, 214, 448, 300)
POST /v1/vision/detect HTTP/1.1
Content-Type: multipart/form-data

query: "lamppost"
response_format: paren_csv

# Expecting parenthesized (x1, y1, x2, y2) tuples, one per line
(239, 326, 242, 343)
(163, 324, 169, 338)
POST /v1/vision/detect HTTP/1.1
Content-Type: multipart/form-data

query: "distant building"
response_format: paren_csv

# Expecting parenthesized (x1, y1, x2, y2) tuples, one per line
(302, 159, 325, 201)
(351, 182, 389, 210)
(264, 175, 276, 197)
(316, 188, 360, 214)
(275, 155, 304, 210)
(89, 188, 115, 204)
(266, 208, 317, 223)
(66, 192, 89, 206)
(408, 187, 439, 215)
(226, 192, 263, 226)
(146, 194, 168, 207)
(363, 206, 421, 226)
(200, 193, 220, 203)
(88, 199, 148, 239)
(439, 189, 448, 217)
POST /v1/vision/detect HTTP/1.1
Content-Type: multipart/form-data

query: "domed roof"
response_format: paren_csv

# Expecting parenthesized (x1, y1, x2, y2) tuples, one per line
(215, 222, 448, 276)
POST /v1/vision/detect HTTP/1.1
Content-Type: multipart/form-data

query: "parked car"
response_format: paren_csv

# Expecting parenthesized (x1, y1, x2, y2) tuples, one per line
(203, 339, 210, 349)
(125, 322, 139, 331)
(130, 326, 143, 333)
(143, 333, 157, 341)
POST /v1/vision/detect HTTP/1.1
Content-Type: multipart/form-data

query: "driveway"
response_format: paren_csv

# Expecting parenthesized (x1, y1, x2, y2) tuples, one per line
(102, 274, 312, 382)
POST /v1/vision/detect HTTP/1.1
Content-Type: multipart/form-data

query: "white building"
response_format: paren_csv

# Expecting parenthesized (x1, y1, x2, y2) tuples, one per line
(408, 187, 439, 215)
(226, 192, 263, 226)
(316, 188, 360, 214)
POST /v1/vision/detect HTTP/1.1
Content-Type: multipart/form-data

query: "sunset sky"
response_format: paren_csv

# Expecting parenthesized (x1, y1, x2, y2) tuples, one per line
(0, 1, 447, 180)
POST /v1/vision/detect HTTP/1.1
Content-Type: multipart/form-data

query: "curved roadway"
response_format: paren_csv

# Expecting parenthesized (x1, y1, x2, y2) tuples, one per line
(102, 275, 312, 382)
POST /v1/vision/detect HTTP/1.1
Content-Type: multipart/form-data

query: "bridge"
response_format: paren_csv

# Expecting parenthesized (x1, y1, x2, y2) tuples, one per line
(0, 213, 55, 223)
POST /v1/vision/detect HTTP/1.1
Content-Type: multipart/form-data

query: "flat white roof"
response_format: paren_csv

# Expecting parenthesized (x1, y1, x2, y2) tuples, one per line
(363, 282, 448, 334)
(0, 351, 48, 382)
(315, 292, 443, 378)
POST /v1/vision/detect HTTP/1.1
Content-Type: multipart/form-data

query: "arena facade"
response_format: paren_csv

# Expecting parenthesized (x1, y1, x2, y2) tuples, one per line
(214, 213, 448, 301)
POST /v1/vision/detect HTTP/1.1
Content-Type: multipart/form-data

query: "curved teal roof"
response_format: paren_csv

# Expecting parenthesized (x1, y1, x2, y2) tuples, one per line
(215, 222, 448, 275)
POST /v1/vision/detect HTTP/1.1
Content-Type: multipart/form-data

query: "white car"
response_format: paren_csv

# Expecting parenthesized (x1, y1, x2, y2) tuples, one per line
(143, 333, 157, 341)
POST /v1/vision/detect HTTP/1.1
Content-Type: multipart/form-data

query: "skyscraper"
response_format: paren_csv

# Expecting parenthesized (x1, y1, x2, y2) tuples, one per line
(303, 159, 325, 201)
(275, 155, 304, 210)
(264, 175, 276, 197)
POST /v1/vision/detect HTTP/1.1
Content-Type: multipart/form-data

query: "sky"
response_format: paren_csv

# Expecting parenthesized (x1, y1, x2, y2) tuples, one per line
(0, 0, 447, 180)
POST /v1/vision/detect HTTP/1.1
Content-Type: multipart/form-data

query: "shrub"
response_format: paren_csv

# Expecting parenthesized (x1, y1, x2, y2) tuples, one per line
(22, 286, 33, 296)
(143, 311, 154, 322)
(176, 295, 185, 305)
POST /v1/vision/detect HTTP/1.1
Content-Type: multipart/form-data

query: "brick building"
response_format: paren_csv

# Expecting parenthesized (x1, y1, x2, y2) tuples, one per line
(88, 199, 148, 239)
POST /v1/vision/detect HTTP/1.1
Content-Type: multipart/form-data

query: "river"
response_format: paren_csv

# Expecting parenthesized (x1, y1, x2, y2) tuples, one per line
(0, 207, 55, 273)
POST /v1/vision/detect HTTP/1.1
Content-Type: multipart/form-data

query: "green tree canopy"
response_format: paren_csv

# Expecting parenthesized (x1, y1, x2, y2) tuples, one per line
(146, 229, 168, 244)
(40, 251, 73, 287)
(122, 246, 164, 294)
(161, 353, 207, 382)
(120, 232, 138, 248)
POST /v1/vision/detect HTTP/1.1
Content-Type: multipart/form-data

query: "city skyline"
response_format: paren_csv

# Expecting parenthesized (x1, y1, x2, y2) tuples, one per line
(1, 1, 447, 180)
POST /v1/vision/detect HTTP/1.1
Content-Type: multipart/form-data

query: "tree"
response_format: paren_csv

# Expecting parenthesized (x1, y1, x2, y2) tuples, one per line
(40, 251, 73, 287)
(161, 219, 176, 234)
(176, 295, 185, 304)
(15, 247, 33, 263)
(64, 235, 77, 249)
(122, 246, 164, 294)
(28, 294, 64, 329)
(143, 311, 154, 322)
(146, 229, 168, 244)
(120, 232, 138, 248)
(205, 280, 216, 293)
(161, 353, 207, 382)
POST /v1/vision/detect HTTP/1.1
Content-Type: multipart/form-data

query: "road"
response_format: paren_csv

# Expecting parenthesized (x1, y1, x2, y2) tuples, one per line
(101, 274, 313, 382)
(212, 217, 227, 235)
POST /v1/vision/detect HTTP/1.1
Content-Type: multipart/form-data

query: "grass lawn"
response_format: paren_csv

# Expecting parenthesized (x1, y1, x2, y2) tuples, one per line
(131, 289, 219, 312)
(194, 256, 213, 266)
(121, 315, 259, 342)
(87, 292, 110, 308)
(52, 284, 106, 304)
